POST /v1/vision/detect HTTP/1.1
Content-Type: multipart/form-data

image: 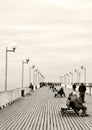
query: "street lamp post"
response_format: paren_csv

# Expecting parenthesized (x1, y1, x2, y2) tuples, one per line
(35, 69, 38, 89)
(42, 75, 45, 82)
(62, 76, 64, 84)
(59, 76, 61, 84)
(40, 73, 45, 83)
(38, 71, 40, 87)
(38, 71, 41, 87)
(81, 66, 86, 85)
(22, 58, 30, 88)
(75, 69, 80, 85)
(78, 72, 80, 84)
(69, 72, 73, 85)
(64, 74, 66, 85)
(32, 65, 35, 89)
(59, 76, 63, 84)
(29, 67, 31, 85)
(66, 73, 69, 85)
(5, 44, 17, 91)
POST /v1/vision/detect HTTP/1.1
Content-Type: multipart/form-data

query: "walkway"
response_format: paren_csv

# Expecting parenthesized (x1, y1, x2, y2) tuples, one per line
(0, 87, 92, 130)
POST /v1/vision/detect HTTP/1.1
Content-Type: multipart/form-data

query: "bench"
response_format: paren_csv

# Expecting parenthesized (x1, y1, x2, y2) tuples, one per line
(61, 105, 79, 116)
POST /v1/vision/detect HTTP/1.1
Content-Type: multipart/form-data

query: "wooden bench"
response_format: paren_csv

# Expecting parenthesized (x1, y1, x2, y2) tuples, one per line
(61, 106, 79, 116)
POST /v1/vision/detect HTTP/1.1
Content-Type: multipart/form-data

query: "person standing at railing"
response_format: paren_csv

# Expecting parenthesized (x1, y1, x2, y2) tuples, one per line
(78, 83, 86, 103)
(72, 83, 76, 91)
(29, 83, 34, 91)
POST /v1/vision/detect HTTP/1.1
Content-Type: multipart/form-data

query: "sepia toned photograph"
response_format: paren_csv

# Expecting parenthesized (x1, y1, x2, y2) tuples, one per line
(0, 0, 92, 129)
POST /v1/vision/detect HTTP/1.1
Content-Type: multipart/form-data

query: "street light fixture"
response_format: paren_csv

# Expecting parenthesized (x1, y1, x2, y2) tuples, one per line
(29, 66, 32, 85)
(32, 65, 35, 88)
(11, 42, 17, 52)
(42, 74, 45, 82)
(59, 76, 63, 84)
(63, 74, 66, 85)
(74, 69, 80, 85)
(5, 43, 17, 91)
(35, 69, 38, 89)
(66, 73, 69, 85)
(81, 66, 86, 85)
(38, 71, 41, 86)
(69, 72, 73, 85)
(22, 58, 30, 88)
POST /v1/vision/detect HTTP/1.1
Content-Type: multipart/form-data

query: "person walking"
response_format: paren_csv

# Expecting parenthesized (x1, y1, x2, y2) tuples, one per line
(78, 83, 86, 103)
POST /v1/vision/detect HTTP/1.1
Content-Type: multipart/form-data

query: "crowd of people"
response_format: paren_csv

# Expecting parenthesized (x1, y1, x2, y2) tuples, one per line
(66, 83, 87, 116)
(50, 82, 87, 117)
(29, 81, 88, 117)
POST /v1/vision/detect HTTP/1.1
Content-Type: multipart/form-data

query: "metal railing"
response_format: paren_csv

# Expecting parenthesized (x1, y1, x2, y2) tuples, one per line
(0, 87, 30, 108)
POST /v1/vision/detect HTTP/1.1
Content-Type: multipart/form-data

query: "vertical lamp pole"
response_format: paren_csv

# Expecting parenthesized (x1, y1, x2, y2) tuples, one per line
(66, 73, 69, 85)
(59, 76, 62, 84)
(60, 76, 64, 84)
(40, 73, 42, 83)
(42, 75, 45, 82)
(36, 69, 38, 89)
(5, 43, 17, 91)
(64, 74, 66, 85)
(81, 66, 86, 85)
(32, 65, 35, 89)
(70, 72, 73, 85)
(79, 72, 80, 85)
(41, 74, 45, 83)
(22, 58, 30, 88)
(74, 69, 78, 84)
(75, 69, 80, 85)
(29, 67, 31, 85)
(38, 71, 40, 87)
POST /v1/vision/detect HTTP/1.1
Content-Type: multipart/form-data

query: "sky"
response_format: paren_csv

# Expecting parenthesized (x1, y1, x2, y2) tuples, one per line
(0, 0, 92, 90)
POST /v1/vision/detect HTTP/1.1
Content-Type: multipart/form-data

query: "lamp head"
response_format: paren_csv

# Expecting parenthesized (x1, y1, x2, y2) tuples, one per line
(81, 66, 83, 69)
(38, 71, 40, 74)
(36, 69, 38, 72)
(75, 69, 76, 72)
(26, 58, 30, 63)
(11, 42, 17, 52)
(32, 65, 35, 69)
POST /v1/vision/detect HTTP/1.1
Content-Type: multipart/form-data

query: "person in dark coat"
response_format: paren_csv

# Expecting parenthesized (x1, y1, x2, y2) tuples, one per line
(72, 83, 76, 91)
(29, 83, 34, 91)
(78, 83, 86, 103)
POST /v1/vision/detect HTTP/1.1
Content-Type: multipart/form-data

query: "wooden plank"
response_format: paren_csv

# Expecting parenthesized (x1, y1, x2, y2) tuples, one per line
(0, 87, 92, 130)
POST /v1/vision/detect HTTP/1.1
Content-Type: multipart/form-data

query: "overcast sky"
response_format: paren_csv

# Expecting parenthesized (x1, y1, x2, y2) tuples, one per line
(0, 0, 92, 90)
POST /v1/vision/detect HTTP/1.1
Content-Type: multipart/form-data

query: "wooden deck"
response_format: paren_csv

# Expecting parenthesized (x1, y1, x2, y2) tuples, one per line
(0, 87, 92, 130)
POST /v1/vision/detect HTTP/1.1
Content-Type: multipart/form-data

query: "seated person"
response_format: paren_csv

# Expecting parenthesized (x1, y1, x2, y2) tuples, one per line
(66, 92, 87, 116)
(55, 87, 65, 97)
(52, 87, 57, 92)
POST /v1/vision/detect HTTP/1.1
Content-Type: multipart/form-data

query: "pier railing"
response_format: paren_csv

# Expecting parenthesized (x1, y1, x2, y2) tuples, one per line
(62, 84, 92, 95)
(0, 87, 30, 108)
